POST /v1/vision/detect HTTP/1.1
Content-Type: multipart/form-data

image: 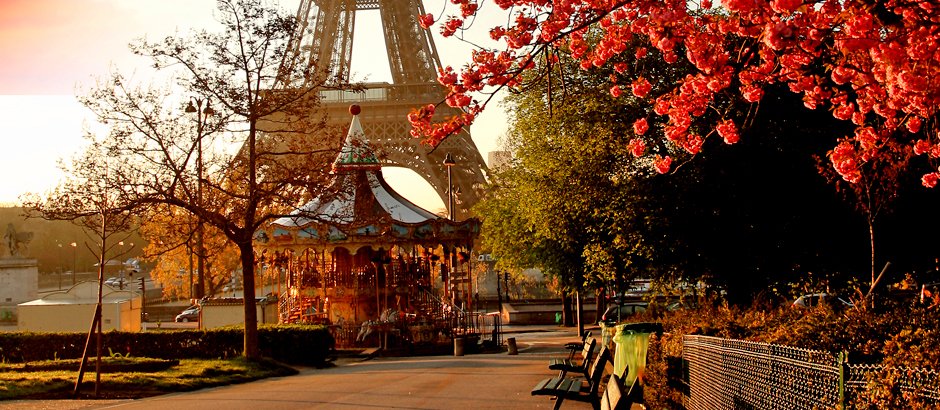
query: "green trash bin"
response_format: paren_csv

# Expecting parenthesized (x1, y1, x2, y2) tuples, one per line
(611, 322, 663, 386)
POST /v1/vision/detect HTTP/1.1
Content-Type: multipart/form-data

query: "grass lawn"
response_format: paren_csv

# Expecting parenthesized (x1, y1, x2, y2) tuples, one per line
(0, 356, 299, 400)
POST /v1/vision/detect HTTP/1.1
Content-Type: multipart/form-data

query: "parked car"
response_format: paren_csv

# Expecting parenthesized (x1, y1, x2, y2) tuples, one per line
(599, 302, 648, 326)
(104, 277, 127, 289)
(175, 306, 201, 323)
(792, 293, 853, 309)
(666, 300, 698, 312)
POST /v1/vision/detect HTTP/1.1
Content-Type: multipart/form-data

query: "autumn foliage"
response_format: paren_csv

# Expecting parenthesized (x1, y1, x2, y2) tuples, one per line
(415, 0, 940, 184)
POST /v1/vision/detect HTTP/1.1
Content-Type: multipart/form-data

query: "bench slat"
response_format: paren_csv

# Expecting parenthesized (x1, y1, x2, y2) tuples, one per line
(531, 377, 563, 395)
(533, 345, 613, 409)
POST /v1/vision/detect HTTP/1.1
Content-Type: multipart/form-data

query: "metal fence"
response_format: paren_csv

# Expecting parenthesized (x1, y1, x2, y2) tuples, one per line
(846, 363, 940, 404)
(683, 335, 940, 409)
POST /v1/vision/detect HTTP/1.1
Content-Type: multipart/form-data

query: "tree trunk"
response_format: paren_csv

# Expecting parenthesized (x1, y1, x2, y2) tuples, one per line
(576, 290, 584, 339)
(869, 219, 875, 289)
(869, 219, 876, 309)
(240, 242, 260, 360)
(561, 292, 573, 327)
(243, 118, 260, 360)
(595, 287, 605, 326)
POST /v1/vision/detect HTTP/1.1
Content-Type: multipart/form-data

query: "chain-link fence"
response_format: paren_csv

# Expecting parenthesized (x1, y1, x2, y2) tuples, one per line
(682, 335, 939, 409)
(846, 363, 940, 405)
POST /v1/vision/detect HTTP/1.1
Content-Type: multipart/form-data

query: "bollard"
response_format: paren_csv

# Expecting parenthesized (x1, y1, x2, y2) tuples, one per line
(454, 336, 465, 356)
(507, 337, 518, 355)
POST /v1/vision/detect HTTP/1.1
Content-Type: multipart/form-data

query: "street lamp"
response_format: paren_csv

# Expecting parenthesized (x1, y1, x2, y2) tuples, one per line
(70, 242, 77, 285)
(443, 153, 456, 220)
(57, 242, 63, 290)
(442, 153, 459, 308)
(185, 98, 214, 299)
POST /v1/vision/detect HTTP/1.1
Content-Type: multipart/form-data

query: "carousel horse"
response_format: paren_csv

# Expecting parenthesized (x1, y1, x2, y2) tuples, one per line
(356, 308, 399, 342)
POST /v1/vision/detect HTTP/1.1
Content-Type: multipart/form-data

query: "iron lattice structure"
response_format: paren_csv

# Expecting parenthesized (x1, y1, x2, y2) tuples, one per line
(682, 335, 940, 409)
(283, 0, 488, 218)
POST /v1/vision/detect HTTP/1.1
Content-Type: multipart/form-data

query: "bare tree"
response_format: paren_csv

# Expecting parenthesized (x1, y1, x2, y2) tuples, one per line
(25, 0, 350, 359)
(22, 143, 138, 397)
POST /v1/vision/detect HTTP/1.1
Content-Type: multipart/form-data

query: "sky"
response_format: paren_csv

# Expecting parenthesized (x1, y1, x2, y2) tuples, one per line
(0, 0, 507, 211)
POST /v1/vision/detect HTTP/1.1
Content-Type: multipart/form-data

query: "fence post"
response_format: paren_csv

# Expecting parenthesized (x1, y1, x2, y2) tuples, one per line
(838, 350, 848, 410)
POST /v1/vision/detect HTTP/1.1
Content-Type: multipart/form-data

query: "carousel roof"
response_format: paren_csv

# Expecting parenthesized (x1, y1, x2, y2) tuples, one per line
(271, 105, 442, 230)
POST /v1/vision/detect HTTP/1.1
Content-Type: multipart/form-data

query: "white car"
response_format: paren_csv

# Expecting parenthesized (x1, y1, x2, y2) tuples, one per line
(792, 293, 853, 309)
(175, 306, 201, 322)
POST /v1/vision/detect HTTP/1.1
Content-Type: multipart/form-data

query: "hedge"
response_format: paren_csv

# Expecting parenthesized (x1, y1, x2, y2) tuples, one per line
(0, 324, 333, 365)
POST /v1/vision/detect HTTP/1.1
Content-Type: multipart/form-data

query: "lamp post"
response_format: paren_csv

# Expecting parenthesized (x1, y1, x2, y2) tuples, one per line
(443, 153, 459, 308)
(185, 98, 214, 299)
(57, 242, 63, 290)
(70, 242, 77, 285)
(443, 153, 456, 220)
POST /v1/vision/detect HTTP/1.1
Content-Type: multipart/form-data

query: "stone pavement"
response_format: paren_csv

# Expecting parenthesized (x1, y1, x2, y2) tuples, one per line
(1, 325, 642, 410)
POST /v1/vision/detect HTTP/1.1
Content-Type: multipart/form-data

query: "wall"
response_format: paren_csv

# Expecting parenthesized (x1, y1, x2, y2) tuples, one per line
(16, 281, 141, 332)
(18, 299, 140, 332)
(501, 300, 597, 325)
(201, 299, 278, 329)
(0, 258, 38, 321)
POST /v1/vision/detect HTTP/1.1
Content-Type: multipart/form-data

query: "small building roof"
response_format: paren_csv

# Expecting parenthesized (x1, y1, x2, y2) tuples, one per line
(18, 281, 137, 306)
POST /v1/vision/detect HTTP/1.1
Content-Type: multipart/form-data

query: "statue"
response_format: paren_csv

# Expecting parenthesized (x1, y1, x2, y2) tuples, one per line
(3, 224, 32, 258)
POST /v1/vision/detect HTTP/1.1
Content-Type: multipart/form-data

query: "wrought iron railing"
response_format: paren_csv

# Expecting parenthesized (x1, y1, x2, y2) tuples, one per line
(327, 286, 500, 349)
(682, 335, 940, 409)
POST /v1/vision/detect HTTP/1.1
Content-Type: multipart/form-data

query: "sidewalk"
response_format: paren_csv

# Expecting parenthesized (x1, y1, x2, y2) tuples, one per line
(2, 325, 637, 410)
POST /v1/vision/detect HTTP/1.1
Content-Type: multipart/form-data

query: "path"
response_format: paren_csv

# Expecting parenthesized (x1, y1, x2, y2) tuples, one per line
(2, 325, 630, 410)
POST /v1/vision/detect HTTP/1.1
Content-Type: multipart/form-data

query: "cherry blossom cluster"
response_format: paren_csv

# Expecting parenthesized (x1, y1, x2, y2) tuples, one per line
(414, 0, 940, 184)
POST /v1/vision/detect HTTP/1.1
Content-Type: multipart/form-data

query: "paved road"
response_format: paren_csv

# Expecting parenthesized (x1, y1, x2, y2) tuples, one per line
(2, 326, 613, 410)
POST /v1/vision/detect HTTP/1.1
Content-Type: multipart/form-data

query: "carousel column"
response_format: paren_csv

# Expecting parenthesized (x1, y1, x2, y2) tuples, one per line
(443, 246, 452, 305)
(321, 249, 328, 321)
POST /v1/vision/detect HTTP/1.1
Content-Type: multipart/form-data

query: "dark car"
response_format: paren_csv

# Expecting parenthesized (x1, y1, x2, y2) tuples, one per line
(175, 306, 201, 322)
(599, 302, 648, 326)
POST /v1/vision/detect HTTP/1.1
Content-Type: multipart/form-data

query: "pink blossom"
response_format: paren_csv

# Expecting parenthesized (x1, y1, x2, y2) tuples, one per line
(628, 138, 646, 157)
(923, 173, 939, 188)
(771, 0, 803, 14)
(906, 116, 923, 133)
(632, 77, 652, 98)
(610, 85, 623, 98)
(741, 85, 764, 102)
(913, 139, 931, 156)
(716, 119, 739, 144)
(633, 118, 649, 135)
(419, 13, 434, 29)
(684, 134, 704, 154)
(830, 141, 861, 183)
(653, 155, 672, 174)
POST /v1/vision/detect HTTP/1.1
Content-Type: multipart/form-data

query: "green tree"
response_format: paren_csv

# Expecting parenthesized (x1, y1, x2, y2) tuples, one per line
(475, 50, 690, 322)
(26, 0, 349, 360)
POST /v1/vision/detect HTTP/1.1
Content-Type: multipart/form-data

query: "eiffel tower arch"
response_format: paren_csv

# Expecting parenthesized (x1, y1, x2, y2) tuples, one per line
(286, 0, 488, 219)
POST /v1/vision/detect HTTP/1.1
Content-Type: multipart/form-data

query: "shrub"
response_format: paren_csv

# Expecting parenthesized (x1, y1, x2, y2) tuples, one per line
(638, 297, 940, 408)
(0, 324, 333, 366)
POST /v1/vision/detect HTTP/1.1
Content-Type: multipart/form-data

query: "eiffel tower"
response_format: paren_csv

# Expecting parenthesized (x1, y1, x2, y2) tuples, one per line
(284, 0, 488, 218)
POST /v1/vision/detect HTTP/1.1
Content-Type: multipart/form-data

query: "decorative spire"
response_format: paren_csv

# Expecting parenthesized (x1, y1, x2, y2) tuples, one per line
(333, 105, 380, 172)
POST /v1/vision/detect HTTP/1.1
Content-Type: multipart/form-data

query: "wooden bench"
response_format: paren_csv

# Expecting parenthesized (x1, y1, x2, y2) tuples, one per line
(563, 330, 592, 359)
(600, 373, 638, 410)
(532, 345, 611, 410)
(549, 338, 596, 378)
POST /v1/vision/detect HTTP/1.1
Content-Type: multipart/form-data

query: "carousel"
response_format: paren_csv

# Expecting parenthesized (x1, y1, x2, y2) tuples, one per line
(255, 105, 481, 349)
